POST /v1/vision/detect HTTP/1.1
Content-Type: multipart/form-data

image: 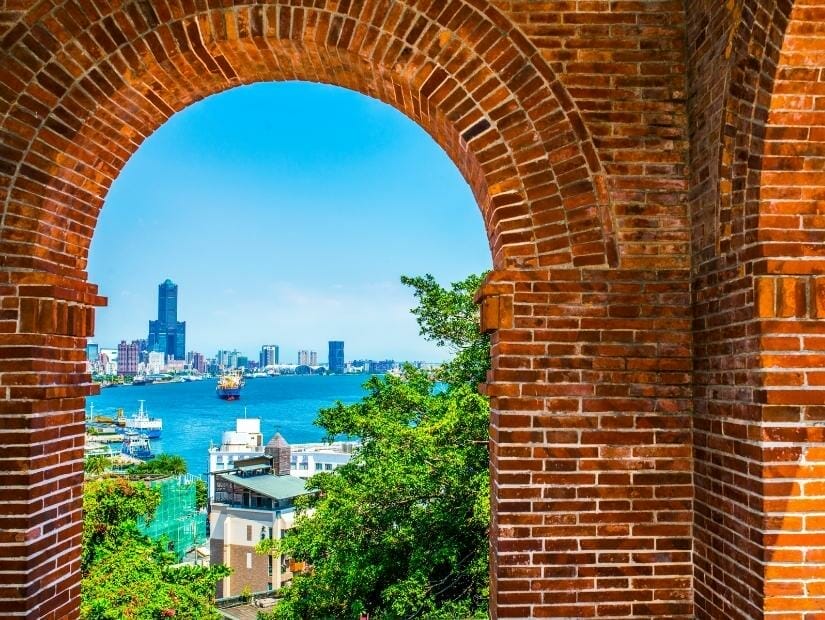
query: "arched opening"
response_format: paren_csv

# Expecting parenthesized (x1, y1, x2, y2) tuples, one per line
(85, 78, 493, 615)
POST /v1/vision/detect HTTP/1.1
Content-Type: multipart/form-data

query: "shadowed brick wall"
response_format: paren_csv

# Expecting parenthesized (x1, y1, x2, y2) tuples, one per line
(0, 1, 822, 618)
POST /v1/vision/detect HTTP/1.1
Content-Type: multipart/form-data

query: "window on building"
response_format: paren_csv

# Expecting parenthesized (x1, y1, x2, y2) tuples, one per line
(325, 463, 333, 470)
(246, 552, 252, 569)
(315, 463, 323, 471)
(299, 462, 308, 471)
(268, 554, 273, 577)
(260, 527, 267, 541)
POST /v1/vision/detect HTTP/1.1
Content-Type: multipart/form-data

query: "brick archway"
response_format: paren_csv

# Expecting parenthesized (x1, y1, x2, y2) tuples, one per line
(0, 2, 702, 619)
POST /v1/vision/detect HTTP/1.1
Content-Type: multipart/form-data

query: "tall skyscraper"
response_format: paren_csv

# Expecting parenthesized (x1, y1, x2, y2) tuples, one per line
(298, 350, 309, 366)
(310, 351, 318, 366)
(86, 342, 99, 362)
(328, 341, 345, 374)
(260, 345, 279, 367)
(148, 279, 186, 360)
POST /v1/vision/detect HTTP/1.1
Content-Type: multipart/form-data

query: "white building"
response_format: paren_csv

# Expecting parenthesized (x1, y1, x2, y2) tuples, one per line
(210, 453, 309, 597)
(207, 418, 264, 501)
(147, 351, 165, 374)
(290, 442, 358, 478)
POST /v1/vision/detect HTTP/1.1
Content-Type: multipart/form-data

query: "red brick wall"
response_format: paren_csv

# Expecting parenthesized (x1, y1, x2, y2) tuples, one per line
(688, 0, 825, 618)
(1, 1, 822, 618)
(758, 2, 825, 616)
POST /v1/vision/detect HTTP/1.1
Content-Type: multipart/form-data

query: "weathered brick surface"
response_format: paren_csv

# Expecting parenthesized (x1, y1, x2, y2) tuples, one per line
(0, 0, 823, 618)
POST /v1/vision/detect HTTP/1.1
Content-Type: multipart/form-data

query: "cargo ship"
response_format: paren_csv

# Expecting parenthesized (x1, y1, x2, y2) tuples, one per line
(216, 371, 244, 400)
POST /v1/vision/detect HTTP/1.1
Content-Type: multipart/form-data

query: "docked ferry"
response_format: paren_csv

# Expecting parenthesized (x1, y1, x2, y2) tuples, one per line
(117, 401, 162, 438)
(121, 432, 154, 460)
(216, 371, 244, 400)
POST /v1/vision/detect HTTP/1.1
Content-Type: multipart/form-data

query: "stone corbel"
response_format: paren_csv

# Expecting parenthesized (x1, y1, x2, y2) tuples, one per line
(475, 271, 515, 333)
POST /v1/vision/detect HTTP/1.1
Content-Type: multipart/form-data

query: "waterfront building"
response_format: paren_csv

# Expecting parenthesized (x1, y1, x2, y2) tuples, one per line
(190, 352, 206, 374)
(210, 435, 310, 597)
(310, 351, 318, 366)
(86, 342, 99, 362)
(290, 442, 357, 479)
(297, 350, 309, 366)
(99, 349, 117, 375)
(116, 340, 140, 376)
(260, 344, 279, 367)
(147, 351, 165, 375)
(236, 355, 249, 369)
(207, 418, 264, 501)
(148, 279, 186, 360)
(328, 341, 345, 374)
(369, 359, 397, 374)
(208, 420, 355, 495)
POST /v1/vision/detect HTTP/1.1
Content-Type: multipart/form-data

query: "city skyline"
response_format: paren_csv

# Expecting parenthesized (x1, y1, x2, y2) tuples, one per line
(88, 82, 490, 361)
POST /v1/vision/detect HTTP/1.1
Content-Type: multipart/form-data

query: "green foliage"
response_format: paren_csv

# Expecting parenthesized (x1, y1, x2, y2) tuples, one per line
(195, 478, 208, 511)
(268, 273, 491, 619)
(84, 455, 113, 475)
(81, 476, 230, 619)
(400, 273, 490, 387)
(126, 454, 188, 477)
(82, 477, 161, 571)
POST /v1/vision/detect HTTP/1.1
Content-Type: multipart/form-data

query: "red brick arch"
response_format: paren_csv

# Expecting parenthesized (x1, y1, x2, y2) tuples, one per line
(0, 2, 707, 619)
(0, 1, 617, 278)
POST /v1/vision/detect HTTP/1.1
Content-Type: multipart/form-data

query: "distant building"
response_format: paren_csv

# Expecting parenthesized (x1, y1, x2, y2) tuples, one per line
(298, 350, 309, 366)
(369, 359, 397, 374)
(117, 340, 140, 375)
(99, 349, 117, 375)
(191, 352, 206, 374)
(86, 342, 99, 362)
(147, 351, 165, 375)
(328, 341, 345, 374)
(310, 351, 318, 366)
(148, 279, 186, 360)
(210, 435, 311, 597)
(260, 345, 279, 367)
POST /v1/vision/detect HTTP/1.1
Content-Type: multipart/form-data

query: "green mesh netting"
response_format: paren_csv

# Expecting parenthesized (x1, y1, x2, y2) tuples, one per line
(137, 474, 207, 562)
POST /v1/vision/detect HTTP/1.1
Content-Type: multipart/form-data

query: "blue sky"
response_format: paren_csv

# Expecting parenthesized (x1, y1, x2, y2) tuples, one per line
(89, 82, 491, 363)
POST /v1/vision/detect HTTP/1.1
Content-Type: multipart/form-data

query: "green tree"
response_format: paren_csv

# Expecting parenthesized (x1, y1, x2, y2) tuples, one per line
(265, 273, 491, 619)
(81, 477, 230, 619)
(84, 455, 113, 475)
(127, 453, 188, 476)
(195, 478, 208, 511)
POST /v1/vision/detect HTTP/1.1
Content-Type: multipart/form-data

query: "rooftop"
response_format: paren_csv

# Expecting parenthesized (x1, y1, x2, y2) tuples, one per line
(218, 473, 308, 501)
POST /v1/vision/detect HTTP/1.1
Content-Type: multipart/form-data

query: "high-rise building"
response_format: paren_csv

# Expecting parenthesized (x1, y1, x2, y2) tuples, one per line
(190, 352, 206, 374)
(86, 342, 99, 362)
(310, 351, 318, 366)
(148, 279, 186, 360)
(298, 350, 309, 366)
(117, 340, 140, 375)
(236, 356, 249, 369)
(328, 341, 345, 374)
(260, 344, 279, 367)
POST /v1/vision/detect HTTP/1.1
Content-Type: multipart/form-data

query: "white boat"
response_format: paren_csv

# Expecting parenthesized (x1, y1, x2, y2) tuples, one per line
(121, 401, 162, 439)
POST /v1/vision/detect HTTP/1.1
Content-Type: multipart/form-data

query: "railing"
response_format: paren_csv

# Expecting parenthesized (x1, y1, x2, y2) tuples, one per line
(215, 589, 281, 609)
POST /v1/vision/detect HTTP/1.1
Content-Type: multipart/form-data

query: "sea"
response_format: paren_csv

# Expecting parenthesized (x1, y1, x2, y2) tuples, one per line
(87, 374, 374, 476)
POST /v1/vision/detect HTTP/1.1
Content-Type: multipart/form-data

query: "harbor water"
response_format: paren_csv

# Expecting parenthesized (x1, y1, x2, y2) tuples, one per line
(87, 374, 373, 475)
